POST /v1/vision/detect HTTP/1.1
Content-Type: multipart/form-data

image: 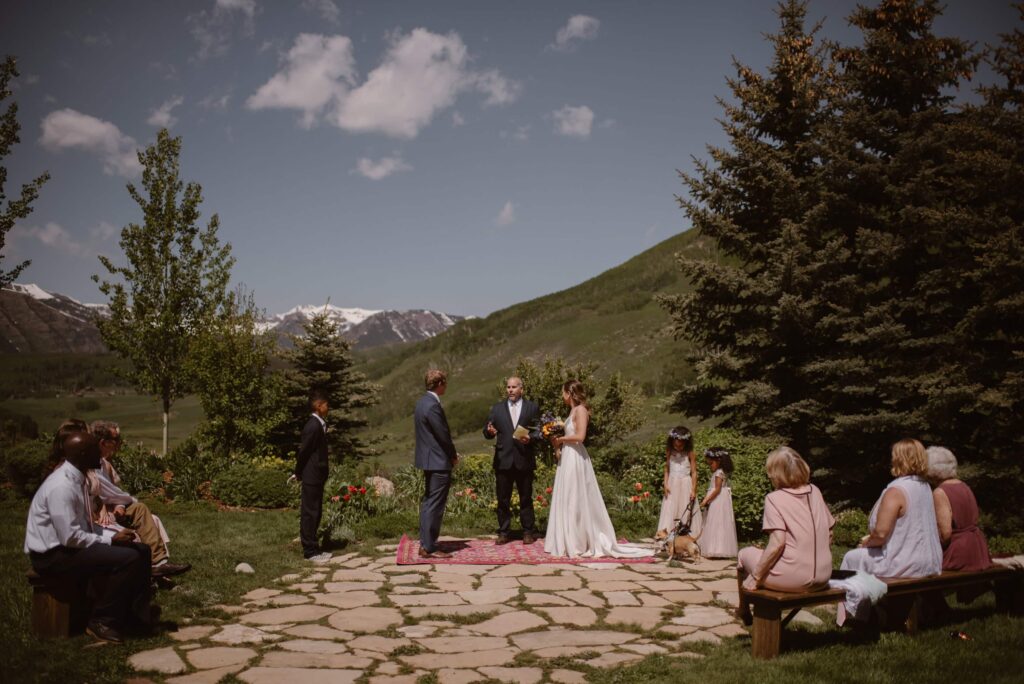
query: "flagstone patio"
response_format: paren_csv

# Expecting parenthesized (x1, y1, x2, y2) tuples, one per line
(128, 539, 750, 684)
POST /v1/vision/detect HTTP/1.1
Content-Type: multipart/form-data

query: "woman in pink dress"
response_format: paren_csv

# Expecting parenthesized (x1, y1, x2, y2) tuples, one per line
(738, 446, 834, 608)
(698, 447, 737, 558)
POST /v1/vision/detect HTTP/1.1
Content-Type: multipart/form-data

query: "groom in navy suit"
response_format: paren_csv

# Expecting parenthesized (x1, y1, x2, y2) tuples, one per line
(484, 376, 541, 544)
(414, 369, 459, 558)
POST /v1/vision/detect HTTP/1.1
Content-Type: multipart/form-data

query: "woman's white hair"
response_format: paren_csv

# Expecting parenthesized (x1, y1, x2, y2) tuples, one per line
(926, 446, 958, 481)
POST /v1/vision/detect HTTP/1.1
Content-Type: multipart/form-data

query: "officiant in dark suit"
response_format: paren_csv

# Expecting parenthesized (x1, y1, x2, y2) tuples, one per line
(483, 376, 541, 544)
(414, 369, 459, 558)
(296, 391, 330, 562)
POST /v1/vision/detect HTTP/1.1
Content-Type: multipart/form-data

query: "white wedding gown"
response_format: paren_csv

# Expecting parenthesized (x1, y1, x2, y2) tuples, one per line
(544, 414, 654, 559)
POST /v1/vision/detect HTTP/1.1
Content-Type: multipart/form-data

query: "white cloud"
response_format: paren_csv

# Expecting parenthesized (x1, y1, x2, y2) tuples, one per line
(248, 29, 519, 139)
(495, 201, 515, 227)
(188, 0, 258, 61)
(552, 105, 594, 138)
(11, 222, 87, 256)
(451, 111, 465, 127)
(246, 33, 356, 128)
(353, 155, 412, 180)
(500, 125, 530, 142)
(302, 0, 340, 24)
(552, 15, 600, 51)
(147, 96, 184, 128)
(39, 109, 141, 177)
(92, 221, 119, 241)
(199, 90, 232, 110)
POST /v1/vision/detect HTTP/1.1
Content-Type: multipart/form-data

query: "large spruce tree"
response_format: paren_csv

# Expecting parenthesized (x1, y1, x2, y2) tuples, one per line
(661, 0, 832, 451)
(664, 0, 1023, 506)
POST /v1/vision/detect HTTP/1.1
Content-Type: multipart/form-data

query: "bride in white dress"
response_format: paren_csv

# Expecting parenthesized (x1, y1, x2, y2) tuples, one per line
(544, 380, 654, 559)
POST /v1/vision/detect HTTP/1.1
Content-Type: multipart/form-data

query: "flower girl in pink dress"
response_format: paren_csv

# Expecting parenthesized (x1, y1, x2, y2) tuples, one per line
(699, 447, 738, 558)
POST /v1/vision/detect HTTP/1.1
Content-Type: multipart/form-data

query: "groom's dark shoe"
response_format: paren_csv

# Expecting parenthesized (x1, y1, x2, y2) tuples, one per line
(522, 531, 537, 545)
(418, 548, 452, 559)
(495, 535, 512, 546)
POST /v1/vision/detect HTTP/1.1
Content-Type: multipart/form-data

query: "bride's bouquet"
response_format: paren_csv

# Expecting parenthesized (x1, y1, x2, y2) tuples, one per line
(538, 412, 565, 440)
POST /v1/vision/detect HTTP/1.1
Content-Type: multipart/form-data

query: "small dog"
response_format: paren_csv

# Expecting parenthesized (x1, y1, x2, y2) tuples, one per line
(668, 533, 701, 562)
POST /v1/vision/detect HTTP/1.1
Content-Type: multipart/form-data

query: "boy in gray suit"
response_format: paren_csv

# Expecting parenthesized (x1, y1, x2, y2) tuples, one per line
(414, 369, 459, 558)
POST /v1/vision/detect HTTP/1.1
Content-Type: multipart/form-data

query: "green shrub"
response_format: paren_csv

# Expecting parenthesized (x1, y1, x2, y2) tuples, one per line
(161, 437, 220, 501)
(832, 508, 869, 547)
(73, 398, 101, 412)
(111, 442, 164, 496)
(0, 407, 39, 445)
(212, 460, 296, 508)
(1, 439, 50, 498)
(988, 534, 1024, 556)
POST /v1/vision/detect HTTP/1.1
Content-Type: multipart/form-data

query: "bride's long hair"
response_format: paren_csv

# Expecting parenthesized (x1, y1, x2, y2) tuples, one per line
(562, 379, 589, 409)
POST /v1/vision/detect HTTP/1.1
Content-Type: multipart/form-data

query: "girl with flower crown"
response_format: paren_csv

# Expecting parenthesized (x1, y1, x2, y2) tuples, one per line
(655, 426, 702, 538)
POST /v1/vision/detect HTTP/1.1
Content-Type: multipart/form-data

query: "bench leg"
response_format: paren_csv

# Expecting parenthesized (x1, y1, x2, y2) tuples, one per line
(995, 578, 1024, 615)
(31, 585, 72, 639)
(751, 603, 782, 660)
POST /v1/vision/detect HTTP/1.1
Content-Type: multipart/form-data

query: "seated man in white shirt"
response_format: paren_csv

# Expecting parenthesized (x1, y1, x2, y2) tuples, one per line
(89, 420, 190, 578)
(25, 433, 153, 643)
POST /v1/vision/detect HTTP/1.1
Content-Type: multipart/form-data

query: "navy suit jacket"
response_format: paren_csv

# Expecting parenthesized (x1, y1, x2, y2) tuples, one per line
(483, 398, 541, 471)
(414, 393, 457, 471)
(296, 414, 328, 483)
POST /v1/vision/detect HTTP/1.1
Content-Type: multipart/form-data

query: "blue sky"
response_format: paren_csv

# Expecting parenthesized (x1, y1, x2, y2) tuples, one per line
(1, 1, 1017, 316)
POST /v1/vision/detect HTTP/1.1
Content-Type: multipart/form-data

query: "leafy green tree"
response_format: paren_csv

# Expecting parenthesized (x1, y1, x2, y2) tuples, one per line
(506, 357, 644, 449)
(274, 311, 379, 461)
(0, 56, 49, 287)
(660, 0, 833, 451)
(93, 129, 234, 455)
(192, 287, 283, 458)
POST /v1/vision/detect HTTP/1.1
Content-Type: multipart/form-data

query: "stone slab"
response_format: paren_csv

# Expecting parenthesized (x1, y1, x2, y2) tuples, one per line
(404, 603, 511, 619)
(129, 647, 187, 675)
(210, 624, 282, 645)
(523, 593, 575, 606)
(604, 606, 665, 630)
(169, 625, 217, 642)
(282, 624, 354, 641)
(458, 589, 520, 605)
(587, 581, 643, 592)
(328, 606, 403, 632)
(401, 648, 518, 669)
(239, 667, 361, 684)
(278, 639, 348, 654)
(559, 589, 605, 608)
(582, 652, 644, 668)
(536, 607, 598, 627)
(186, 647, 257, 670)
(258, 652, 375, 669)
(477, 666, 543, 684)
(240, 605, 334, 625)
(437, 668, 484, 684)
(391, 592, 467, 607)
(550, 669, 588, 684)
(414, 635, 510, 653)
(603, 591, 641, 606)
(312, 591, 381, 609)
(678, 630, 722, 645)
(466, 610, 548, 636)
(348, 635, 412, 653)
(518, 575, 582, 591)
(662, 590, 714, 605)
(323, 581, 384, 593)
(671, 605, 734, 628)
(511, 629, 637, 651)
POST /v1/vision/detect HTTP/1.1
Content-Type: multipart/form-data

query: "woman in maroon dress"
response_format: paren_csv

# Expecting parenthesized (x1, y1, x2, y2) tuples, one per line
(926, 446, 991, 572)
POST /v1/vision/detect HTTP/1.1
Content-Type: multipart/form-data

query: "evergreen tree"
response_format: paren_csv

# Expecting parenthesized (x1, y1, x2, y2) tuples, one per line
(806, 0, 978, 485)
(660, 0, 833, 451)
(275, 311, 379, 460)
(192, 287, 284, 458)
(0, 56, 49, 287)
(93, 129, 234, 455)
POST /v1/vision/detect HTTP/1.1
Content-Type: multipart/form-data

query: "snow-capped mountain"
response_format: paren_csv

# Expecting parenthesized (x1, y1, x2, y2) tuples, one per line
(0, 283, 463, 353)
(262, 304, 464, 349)
(0, 283, 109, 353)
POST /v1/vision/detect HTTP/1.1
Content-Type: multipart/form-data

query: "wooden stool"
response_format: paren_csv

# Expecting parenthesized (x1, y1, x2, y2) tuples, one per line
(27, 569, 91, 638)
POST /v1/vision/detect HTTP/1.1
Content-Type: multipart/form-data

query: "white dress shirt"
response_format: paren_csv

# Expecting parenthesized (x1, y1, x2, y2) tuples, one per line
(25, 461, 109, 553)
(428, 391, 442, 406)
(92, 462, 135, 506)
(508, 400, 521, 427)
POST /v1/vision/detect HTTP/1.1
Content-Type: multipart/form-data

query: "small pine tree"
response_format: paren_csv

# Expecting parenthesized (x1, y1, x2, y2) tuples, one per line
(274, 311, 379, 461)
(0, 56, 49, 287)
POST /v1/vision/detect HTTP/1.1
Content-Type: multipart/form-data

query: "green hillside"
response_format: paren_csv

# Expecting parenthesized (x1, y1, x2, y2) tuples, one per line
(357, 229, 712, 464)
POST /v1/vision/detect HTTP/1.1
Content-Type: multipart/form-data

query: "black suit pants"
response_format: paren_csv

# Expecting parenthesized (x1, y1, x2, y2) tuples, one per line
(419, 470, 451, 552)
(495, 467, 536, 535)
(300, 478, 326, 557)
(30, 541, 152, 629)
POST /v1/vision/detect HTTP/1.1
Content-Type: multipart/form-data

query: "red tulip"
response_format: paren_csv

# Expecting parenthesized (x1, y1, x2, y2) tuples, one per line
(545, 487, 553, 494)
(343, 494, 351, 501)
(359, 487, 367, 494)
(634, 482, 643, 491)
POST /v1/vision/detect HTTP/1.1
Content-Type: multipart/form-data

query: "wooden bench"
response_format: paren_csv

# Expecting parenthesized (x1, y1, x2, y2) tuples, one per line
(739, 565, 1024, 659)
(27, 569, 96, 638)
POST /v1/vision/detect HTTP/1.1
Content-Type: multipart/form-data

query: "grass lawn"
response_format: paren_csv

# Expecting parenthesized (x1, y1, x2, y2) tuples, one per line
(1, 497, 1022, 683)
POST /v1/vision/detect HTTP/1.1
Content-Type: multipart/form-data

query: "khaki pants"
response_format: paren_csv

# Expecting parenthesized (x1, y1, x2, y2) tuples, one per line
(120, 501, 169, 565)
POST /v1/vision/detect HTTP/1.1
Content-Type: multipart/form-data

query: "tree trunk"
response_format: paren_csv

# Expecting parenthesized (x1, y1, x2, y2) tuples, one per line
(162, 395, 170, 456)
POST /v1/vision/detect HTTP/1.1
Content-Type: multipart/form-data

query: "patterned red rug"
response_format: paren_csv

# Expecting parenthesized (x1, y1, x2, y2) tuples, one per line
(395, 535, 658, 565)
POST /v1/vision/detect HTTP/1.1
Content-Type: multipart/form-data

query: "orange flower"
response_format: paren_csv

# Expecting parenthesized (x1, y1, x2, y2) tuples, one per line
(545, 487, 553, 494)
(643, 491, 651, 498)
(634, 482, 643, 491)
(630, 495, 639, 503)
